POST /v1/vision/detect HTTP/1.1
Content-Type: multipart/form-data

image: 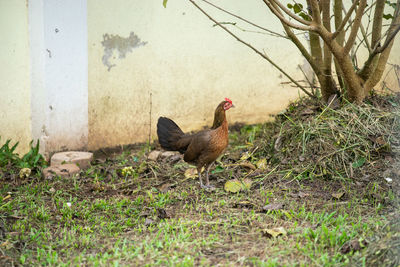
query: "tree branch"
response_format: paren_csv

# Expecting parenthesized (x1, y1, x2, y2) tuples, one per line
(333, 0, 345, 89)
(375, 24, 400, 54)
(322, 0, 332, 72)
(263, 0, 314, 31)
(370, 0, 385, 48)
(188, 0, 316, 98)
(360, 22, 400, 79)
(269, 1, 321, 75)
(332, 0, 359, 40)
(308, 0, 322, 25)
(200, 0, 286, 38)
(364, 0, 400, 92)
(359, 24, 372, 53)
(344, 0, 367, 54)
(269, 0, 312, 25)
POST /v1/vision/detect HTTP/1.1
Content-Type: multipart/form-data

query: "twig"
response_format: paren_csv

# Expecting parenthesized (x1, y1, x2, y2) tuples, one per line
(263, 0, 314, 31)
(332, 0, 359, 39)
(269, 0, 311, 25)
(188, 0, 316, 99)
(200, 0, 287, 38)
(317, 143, 360, 163)
(344, 0, 367, 54)
(373, 24, 400, 55)
(258, 166, 278, 182)
(298, 64, 316, 95)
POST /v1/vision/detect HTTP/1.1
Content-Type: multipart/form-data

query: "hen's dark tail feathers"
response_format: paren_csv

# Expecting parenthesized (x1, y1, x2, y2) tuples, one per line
(157, 117, 187, 154)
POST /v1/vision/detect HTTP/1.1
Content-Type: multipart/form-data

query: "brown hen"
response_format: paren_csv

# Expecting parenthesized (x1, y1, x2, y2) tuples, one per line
(157, 98, 234, 188)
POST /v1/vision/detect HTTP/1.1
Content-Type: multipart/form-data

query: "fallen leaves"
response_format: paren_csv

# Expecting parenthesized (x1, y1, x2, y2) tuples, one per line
(224, 178, 252, 193)
(19, 168, 31, 178)
(340, 239, 368, 254)
(184, 168, 198, 179)
(255, 158, 267, 169)
(262, 227, 287, 238)
(239, 161, 256, 170)
(331, 191, 345, 200)
(262, 203, 284, 212)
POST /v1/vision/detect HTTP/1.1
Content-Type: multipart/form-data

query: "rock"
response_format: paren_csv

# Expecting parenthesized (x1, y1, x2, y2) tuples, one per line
(169, 154, 182, 163)
(160, 151, 177, 158)
(148, 150, 161, 161)
(51, 151, 93, 169)
(43, 164, 80, 179)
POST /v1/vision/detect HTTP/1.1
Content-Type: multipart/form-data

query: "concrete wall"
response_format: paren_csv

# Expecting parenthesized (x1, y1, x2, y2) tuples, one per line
(1, 0, 399, 155)
(0, 0, 32, 154)
(29, 0, 88, 156)
(87, 0, 303, 150)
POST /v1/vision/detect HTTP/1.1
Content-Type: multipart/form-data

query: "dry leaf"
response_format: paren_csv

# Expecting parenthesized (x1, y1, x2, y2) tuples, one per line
(224, 178, 252, 193)
(301, 108, 315, 115)
(184, 168, 198, 179)
(262, 203, 284, 212)
(240, 161, 256, 170)
(375, 136, 386, 146)
(159, 183, 175, 193)
(262, 227, 287, 238)
(332, 192, 344, 200)
(19, 168, 31, 178)
(340, 239, 368, 254)
(224, 179, 242, 193)
(144, 218, 155, 227)
(233, 201, 254, 209)
(298, 191, 310, 198)
(157, 208, 170, 219)
(256, 158, 267, 169)
(274, 136, 282, 151)
(242, 178, 252, 190)
(240, 152, 251, 161)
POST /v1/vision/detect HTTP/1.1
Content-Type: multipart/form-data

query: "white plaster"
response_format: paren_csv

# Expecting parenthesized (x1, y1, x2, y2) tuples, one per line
(29, 0, 88, 155)
(29, 0, 47, 154)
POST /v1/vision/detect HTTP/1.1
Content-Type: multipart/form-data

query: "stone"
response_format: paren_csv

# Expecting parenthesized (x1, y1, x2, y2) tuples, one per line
(148, 150, 161, 161)
(51, 151, 93, 169)
(160, 151, 177, 158)
(42, 164, 80, 179)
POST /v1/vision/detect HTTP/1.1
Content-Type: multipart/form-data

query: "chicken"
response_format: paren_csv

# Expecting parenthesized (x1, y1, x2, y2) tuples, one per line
(157, 98, 234, 188)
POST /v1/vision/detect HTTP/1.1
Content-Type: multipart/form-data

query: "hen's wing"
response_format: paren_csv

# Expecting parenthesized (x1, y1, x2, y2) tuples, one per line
(183, 130, 211, 164)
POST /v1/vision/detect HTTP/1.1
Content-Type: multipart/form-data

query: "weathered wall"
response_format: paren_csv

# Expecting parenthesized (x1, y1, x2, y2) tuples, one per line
(0, 1, 399, 155)
(87, 0, 304, 150)
(0, 0, 32, 154)
(29, 0, 88, 156)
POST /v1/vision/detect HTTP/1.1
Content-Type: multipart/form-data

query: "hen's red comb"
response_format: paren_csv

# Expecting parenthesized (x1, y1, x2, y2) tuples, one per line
(225, 98, 232, 104)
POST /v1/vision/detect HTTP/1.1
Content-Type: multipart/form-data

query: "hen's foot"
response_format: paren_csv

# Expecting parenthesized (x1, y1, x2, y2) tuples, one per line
(201, 184, 216, 191)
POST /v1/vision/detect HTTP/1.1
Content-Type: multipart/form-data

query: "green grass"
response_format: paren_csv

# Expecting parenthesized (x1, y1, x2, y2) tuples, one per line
(1, 94, 399, 266)
(0, 171, 394, 266)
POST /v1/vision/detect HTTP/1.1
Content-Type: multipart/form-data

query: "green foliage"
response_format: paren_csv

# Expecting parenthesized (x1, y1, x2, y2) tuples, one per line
(0, 138, 20, 167)
(0, 138, 47, 170)
(163, 0, 168, 8)
(352, 157, 366, 169)
(19, 140, 47, 169)
(287, 2, 311, 21)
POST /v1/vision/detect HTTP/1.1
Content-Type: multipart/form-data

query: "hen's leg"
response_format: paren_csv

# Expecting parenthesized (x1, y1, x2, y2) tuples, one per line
(205, 164, 212, 187)
(197, 166, 204, 188)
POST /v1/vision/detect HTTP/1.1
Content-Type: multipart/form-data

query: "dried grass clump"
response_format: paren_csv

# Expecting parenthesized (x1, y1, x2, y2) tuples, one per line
(257, 95, 400, 180)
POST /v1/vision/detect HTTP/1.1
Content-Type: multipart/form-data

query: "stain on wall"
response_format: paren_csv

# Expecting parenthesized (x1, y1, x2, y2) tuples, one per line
(101, 31, 147, 71)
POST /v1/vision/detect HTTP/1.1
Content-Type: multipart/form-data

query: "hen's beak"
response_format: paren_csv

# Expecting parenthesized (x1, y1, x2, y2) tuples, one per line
(231, 104, 235, 108)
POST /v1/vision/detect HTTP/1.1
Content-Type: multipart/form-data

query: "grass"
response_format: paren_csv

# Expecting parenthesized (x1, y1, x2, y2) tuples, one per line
(1, 93, 399, 266)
